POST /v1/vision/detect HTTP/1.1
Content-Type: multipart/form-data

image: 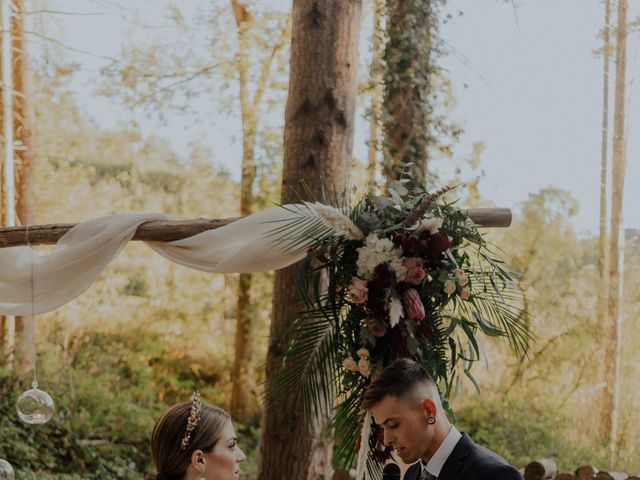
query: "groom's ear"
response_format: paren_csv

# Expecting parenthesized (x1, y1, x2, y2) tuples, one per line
(420, 398, 437, 418)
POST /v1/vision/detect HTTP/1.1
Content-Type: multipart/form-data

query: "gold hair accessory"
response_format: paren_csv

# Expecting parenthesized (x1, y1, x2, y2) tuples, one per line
(180, 390, 202, 450)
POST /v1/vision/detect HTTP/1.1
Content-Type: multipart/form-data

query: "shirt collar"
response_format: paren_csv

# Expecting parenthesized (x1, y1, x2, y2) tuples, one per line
(421, 425, 462, 477)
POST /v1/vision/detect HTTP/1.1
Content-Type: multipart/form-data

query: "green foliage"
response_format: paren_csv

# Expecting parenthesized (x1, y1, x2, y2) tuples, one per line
(454, 395, 612, 472)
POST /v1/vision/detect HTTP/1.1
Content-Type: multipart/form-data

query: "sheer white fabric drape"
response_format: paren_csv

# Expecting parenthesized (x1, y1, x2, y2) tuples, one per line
(0, 206, 309, 316)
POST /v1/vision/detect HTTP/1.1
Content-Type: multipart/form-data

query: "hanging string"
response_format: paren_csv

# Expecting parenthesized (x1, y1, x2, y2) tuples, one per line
(25, 223, 38, 389)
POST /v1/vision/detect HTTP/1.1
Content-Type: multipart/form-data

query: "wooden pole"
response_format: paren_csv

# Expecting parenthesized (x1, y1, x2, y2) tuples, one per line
(0, 208, 512, 248)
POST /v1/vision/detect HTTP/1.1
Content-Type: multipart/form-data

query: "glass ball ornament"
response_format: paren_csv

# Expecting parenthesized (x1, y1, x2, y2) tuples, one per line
(0, 459, 15, 479)
(16, 380, 55, 424)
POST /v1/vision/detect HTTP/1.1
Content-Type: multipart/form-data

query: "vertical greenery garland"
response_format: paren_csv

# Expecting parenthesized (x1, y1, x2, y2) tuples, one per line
(382, 0, 433, 187)
(380, 0, 465, 191)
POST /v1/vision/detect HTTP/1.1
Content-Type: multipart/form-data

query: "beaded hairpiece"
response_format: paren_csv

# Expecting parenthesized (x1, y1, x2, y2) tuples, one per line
(180, 390, 202, 450)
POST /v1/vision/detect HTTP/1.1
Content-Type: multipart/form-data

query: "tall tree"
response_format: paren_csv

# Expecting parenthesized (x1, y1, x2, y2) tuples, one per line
(229, 0, 288, 424)
(259, 1, 362, 479)
(0, 0, 15, 368)
(597, 0, 612, 437)
(603, 0, 627, 450)
(97, 3, 289, 420)
(382, 0, 432, 189)
(12, 0, 36, 379)
(367, 0, 384, 195)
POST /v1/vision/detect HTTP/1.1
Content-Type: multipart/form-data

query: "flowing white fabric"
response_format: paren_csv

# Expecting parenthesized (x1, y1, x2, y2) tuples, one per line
(355, 410, 372, 480)
(0, 206, 311, 316)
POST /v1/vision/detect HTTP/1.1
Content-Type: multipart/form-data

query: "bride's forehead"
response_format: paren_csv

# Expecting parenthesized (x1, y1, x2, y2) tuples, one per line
(221, 419, 236, 436)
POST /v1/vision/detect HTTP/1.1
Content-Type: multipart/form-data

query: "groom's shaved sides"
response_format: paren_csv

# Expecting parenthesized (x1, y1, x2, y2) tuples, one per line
(362, 358, 440, 409)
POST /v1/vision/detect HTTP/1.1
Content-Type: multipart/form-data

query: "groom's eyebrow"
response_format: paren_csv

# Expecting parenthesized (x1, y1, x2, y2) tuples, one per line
(381, 416, 398, 425)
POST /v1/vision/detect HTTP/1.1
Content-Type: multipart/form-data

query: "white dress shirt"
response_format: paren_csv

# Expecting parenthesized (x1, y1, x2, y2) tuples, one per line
(421, 425, 462, 478)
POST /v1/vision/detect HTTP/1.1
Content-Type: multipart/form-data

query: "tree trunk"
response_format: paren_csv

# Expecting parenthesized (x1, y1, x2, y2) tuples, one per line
(258, 1, 362, 479)
(1, 0, 15, 369)
(367, 0, 383, 195)
(230, 0, 259, 425)
(12, 0, 36, 380)
(382, 0, 431, 190)
(596, 0, 611, 438)
(603, 0, 627, 451)
(229, 0, 289, 424)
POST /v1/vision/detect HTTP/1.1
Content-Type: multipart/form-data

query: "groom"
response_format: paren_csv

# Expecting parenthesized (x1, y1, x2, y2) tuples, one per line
(363, 359, 522, 480)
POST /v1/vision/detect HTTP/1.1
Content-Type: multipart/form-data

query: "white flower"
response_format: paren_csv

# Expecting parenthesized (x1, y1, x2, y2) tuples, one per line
(389, 258, 407, 281)
(307, 202, 364, 240)
(388, 293, 404, 328)
(416, 215, 443, 235)
(357, 347, 370, 359)
(356, 234, 402, 278)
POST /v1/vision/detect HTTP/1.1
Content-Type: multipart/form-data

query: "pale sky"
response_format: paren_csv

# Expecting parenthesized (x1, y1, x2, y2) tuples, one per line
(49, 0, 639, 236)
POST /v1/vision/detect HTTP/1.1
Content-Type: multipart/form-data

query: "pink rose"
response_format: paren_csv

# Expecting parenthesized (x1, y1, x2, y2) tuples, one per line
(460, 287, 471, 300)
(366, 319, 388, 337)
(342, 357, 358, 372)
(357, 348, 370, 359)
(348, 277, 369, 304)
(457, 274, 468, 286)
(358, 358, 371, 377)
(403, 288, 425, 323)
(402, 257, 427, 285)
(444, 280, 456, 295)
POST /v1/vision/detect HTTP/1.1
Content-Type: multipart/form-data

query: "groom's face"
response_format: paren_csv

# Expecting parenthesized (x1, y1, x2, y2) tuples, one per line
(370, 393, 434, 464)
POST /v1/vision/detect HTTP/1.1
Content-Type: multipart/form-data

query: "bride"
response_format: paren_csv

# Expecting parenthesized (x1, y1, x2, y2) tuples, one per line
(150, 392, 246, 480)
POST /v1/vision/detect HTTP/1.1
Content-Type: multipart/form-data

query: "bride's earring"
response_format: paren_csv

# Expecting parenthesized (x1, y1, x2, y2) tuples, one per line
(199, 466, 206, 480)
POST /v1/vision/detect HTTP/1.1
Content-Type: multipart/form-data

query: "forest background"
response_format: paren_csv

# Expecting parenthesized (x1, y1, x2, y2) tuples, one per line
(0, 0, 639, 478)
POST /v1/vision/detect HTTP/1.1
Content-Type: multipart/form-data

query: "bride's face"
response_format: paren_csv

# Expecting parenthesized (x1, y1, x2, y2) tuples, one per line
(203, 419, 246, 480)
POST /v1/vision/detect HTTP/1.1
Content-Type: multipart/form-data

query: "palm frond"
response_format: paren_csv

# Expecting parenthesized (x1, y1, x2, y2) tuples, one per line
(264, 304, 342, 420)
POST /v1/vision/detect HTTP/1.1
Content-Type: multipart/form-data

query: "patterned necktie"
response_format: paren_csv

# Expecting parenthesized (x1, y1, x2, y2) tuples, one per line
(421, 468, 436, 480)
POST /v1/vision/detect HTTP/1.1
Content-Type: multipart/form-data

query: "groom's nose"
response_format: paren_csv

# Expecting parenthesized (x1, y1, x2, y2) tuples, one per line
(383, 428, 394, 447)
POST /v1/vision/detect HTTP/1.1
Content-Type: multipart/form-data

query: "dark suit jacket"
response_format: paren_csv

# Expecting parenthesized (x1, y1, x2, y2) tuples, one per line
(403, 433, 522, 480)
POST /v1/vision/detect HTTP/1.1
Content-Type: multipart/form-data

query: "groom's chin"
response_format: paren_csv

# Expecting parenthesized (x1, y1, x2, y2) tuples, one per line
(394, 448, 417, 464)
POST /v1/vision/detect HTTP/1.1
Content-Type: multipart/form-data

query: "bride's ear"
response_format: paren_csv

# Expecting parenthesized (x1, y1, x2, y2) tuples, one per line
(191, 449, 206, 471)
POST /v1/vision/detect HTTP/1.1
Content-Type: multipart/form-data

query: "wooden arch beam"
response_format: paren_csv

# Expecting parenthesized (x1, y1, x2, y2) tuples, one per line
(0, 208, 511, 248)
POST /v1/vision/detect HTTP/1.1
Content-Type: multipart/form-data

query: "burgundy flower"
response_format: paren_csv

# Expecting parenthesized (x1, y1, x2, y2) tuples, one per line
(428, 233, 451, 258)
(401, 235, 426, 257)
(390, 231, 404, 245)
(373, 263, 393, 283)
(403, 288, 425, 323)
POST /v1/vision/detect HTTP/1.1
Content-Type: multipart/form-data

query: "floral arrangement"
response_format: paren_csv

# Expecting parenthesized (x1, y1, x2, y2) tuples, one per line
(266, 184, 531, 470)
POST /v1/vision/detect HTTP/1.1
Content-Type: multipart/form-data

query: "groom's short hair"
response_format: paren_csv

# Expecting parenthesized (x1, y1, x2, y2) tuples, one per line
(362, 358, 438, 409)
